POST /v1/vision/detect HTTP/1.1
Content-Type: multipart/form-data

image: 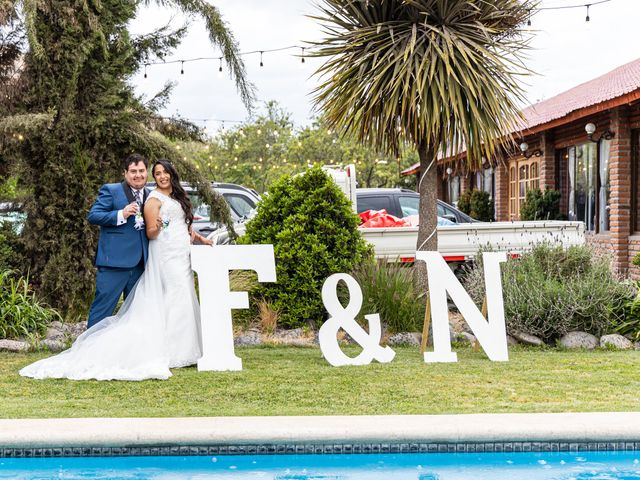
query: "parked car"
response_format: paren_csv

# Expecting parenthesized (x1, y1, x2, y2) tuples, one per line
(146, 182, 260, 236)
(356, 188, 478, 223)
(0, 202, 26, 233)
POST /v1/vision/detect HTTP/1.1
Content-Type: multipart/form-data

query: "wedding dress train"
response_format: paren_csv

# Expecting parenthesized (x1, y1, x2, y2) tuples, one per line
(20, 190, 202, 381)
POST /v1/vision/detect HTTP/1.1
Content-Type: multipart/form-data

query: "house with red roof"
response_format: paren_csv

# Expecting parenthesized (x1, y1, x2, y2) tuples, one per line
(402, 58, 640, 278)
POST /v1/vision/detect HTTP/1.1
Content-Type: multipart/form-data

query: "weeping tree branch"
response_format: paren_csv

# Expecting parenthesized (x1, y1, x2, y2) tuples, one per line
(148, 0, 255, 111)
(126, 124, 236, 238)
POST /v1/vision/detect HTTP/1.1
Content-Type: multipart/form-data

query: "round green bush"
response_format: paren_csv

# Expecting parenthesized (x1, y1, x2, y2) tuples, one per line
(240, 167, 372, 328)
(520, 188, 563, 221)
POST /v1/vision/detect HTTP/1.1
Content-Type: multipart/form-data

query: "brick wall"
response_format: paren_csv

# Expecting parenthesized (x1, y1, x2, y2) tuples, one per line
(609, 106, 632, 275)
(494, 161, 509, 221)
(539, 131, 555, 191)
(586, 234, 613, 261)
(557, 149, 569, 215)
(460, 173, 471, 194)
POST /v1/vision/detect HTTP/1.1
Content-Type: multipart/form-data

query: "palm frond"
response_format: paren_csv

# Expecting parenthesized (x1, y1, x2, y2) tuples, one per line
(311, 0, 536, 166)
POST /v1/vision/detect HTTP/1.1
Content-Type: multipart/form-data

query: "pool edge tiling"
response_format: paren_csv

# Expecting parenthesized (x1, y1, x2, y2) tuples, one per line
(1, 413, 640, 457)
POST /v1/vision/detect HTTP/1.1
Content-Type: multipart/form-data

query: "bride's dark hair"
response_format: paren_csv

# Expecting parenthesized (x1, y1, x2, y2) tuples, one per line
(152, 159, 194, 228)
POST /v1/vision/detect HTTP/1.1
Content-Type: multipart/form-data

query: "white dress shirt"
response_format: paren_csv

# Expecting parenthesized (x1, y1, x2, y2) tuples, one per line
(117, 188, 143, 226)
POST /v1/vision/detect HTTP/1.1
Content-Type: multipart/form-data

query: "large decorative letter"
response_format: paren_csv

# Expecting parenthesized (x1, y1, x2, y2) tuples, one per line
(319, 273, 395, 366)
(191, 245, 276, 371)
(415, 251, 508, 363)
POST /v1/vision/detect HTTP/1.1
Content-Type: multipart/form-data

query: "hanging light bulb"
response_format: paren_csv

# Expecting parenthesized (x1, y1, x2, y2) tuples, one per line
(180, 61, 184, 75)
(218, 58, 223, 78)
(585, 4, 590, 21)
(301, 46, 305, 64)
(144, 64, 148, 79)
(259, 51, 264, 67)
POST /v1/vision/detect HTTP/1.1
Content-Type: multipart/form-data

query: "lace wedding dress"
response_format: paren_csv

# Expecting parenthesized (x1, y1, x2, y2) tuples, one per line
(20, 190, 202, 381)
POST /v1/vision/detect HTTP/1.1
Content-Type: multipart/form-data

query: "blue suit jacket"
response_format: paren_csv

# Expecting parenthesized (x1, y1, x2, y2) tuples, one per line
(88, 182, 149, 268)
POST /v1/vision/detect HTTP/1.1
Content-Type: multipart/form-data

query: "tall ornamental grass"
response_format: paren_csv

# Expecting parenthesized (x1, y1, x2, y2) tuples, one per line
(0, 270, 60, 339)
(464, 244, 633, 343)
(352, 260, 425, 333)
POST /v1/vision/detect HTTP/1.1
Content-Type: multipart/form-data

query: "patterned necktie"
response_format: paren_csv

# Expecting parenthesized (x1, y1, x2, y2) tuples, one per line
(134, 189, 142, 207)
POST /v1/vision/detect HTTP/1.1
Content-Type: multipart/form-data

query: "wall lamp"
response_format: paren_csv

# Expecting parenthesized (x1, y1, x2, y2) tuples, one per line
(585, 123, 614, 143)
(519, 142, 542, 159)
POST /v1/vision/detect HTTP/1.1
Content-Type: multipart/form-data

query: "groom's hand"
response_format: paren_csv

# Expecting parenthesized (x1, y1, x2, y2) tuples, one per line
(123, 202, 139, 219)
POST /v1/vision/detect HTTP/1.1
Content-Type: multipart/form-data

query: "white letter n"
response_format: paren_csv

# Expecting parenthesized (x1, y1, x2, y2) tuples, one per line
(415, 251, 508, 363)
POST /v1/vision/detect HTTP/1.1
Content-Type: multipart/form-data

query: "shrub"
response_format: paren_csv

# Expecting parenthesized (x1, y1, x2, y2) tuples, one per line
(352, 260, 425, 333)
(614, 281, 640, 341)
(456, 189, 494, 221)
(520, 188, 563, 220)
(633, 253, 640, 268)
(0, 270, 61, 339)
(464, 244, 633, 343)
(240, 167, 373, 328)
(0, 222, 25, 272)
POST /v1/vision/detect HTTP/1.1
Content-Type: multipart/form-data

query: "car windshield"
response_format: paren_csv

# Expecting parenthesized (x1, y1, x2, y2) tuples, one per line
(188, 191, 258, 223)
(188, 193, 211, 222)
(225, 194, 256, 218)
(398, 196, 419, 217)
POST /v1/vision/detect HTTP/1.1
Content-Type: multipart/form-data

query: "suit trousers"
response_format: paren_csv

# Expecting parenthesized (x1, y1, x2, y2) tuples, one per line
(87, 261, 145, 328)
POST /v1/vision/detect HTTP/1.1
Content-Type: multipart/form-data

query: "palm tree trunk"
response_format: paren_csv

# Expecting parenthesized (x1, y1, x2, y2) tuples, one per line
(416, 142, 438, 293)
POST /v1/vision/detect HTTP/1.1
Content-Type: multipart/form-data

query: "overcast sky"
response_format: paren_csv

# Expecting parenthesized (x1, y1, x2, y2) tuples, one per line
(129, 0, 640, 133)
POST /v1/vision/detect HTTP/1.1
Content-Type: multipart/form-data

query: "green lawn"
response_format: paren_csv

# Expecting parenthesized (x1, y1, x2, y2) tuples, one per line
(2, 346, 640, 418)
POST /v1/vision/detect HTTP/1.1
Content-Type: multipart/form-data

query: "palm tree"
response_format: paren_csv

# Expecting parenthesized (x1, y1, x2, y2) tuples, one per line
(0, 0, 253, 313)
(311, 0, 533, 286)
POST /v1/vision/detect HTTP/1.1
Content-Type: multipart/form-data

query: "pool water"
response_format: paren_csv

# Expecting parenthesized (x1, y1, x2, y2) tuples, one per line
(1, 451, 640, 479)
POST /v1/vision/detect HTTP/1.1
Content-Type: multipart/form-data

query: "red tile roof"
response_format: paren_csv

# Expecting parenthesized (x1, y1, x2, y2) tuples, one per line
(401, 57, 640, 175)
(521, 56, 640, 130)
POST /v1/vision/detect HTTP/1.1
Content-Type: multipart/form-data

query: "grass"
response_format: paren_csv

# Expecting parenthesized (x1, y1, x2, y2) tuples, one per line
(2, 346, 640, 418)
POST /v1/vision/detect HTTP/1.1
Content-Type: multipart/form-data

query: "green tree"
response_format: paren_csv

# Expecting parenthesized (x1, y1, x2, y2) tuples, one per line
(218, 101, 297, 192)
(0, 0, 252, 315)
(188, 104, 420, 192)
(311, 0, 532, 288)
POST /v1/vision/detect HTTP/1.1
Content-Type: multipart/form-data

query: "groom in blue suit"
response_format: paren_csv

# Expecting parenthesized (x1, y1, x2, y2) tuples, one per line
(87, 153, 150, 328)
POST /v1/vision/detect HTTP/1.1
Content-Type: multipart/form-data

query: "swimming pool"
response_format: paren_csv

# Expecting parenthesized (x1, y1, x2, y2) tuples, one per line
(2, 451, 640, 479)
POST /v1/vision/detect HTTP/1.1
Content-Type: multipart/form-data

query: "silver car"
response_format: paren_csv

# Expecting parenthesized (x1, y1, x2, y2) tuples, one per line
(146, 182, 260, 237)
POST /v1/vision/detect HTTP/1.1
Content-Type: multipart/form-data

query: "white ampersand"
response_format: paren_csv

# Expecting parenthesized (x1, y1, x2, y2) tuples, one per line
(319, 273, 396, 367)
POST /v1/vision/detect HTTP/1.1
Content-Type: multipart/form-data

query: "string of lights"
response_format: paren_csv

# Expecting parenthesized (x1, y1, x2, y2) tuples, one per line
(143, 45, 306, 79)
(144, 0, 616, 129)
(142, 0, 615, 78)
(527, 0, 612, 25)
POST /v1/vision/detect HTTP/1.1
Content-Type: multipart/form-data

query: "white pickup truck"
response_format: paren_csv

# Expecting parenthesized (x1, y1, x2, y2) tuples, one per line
(206, 166, 585, 269)
(361, 221, 584, 264)
(324, 165, 585, 268)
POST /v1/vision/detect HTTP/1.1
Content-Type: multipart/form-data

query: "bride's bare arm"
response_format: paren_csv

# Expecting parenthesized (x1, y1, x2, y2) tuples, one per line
(189, 227, 214, 246)
(144, 198, 163, 239)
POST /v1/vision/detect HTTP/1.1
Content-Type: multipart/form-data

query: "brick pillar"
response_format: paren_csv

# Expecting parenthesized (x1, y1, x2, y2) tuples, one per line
(460, 173, 471, 193)
(609, 106, 632, 275)
(539, 131, 555, 191)
(494, 159, 509, 221)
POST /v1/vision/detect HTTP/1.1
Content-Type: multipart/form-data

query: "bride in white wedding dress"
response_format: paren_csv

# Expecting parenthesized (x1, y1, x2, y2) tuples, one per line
(20, 160, 212, 381)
